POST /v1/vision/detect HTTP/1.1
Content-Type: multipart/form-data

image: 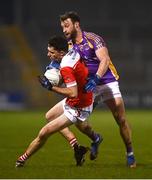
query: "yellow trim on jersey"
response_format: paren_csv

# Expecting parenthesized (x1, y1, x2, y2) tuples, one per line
(109, 60, 119, 80)
(86, 39, 94, 48)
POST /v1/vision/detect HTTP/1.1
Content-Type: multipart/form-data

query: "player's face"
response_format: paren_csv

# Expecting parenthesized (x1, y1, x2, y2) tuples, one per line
(61, 18, 77, 40)
(47, 46, 61, 62)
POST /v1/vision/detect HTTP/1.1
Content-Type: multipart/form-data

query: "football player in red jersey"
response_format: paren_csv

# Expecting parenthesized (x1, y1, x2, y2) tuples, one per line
(15, 36, 102, 167)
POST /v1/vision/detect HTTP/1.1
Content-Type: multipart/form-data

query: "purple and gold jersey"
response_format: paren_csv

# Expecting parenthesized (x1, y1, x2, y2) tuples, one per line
(68, 31, 119, 84)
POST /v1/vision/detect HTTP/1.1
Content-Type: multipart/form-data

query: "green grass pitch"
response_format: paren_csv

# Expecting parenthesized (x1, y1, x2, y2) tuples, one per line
(0, 109, 152, 179)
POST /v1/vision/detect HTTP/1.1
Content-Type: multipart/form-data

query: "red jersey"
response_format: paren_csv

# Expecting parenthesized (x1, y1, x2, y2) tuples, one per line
(60, 49, 93, 108)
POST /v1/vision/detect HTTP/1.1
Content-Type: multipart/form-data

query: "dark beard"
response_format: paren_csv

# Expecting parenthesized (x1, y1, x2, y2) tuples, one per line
(71, 30, 77, 44)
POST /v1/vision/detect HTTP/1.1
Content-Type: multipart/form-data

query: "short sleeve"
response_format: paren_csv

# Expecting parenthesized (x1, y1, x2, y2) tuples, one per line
(85, 32, 106, 50)
(60, 67, 77, 87)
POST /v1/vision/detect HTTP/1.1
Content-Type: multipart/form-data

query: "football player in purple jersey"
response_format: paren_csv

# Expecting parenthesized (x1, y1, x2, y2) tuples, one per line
(59, 11, 136, 168)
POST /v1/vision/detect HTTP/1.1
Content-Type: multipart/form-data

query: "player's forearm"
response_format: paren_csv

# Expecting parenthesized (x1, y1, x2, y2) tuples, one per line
(96, 57, 110, 77)
(96, 47, 110, 77)
(52, 86, 77, 98)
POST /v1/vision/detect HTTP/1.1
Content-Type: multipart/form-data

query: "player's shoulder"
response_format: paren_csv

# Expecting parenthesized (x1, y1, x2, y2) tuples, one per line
(84, 31, 102, 38)
(84, 31, 105, 44)
(60, 48, 80, 68)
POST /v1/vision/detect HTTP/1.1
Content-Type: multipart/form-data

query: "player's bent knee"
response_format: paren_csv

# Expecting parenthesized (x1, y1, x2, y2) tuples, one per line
(45, 112, 50, 120)
(45, 112, 54, 122)
(39, 127, 50, 140)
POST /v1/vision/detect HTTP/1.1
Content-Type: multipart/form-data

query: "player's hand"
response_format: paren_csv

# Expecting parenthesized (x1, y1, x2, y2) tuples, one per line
(85, 74, 101, 92)
(46, 60, 60, 70)
(37, 75, 53, 90)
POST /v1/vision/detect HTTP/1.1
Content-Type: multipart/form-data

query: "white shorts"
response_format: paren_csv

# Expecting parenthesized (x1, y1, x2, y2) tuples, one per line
(62, 99, 93, 123)
(94, 81, 122, 102)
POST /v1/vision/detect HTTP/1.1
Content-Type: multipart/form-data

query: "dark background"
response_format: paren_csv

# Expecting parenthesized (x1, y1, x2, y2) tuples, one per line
(0, 0, 152, 109)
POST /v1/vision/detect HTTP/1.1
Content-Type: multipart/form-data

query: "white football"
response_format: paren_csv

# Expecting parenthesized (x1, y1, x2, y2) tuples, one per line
(44, 68, 61, 86)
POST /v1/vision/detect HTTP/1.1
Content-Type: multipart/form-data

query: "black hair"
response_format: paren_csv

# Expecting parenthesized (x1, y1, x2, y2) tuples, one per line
(60, 11, 80, 23)
(48, 35, 68, 52)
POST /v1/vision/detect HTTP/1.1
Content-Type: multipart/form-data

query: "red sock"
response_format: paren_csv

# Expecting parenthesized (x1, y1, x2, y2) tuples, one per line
(18, 152, 29, 162)
(69, 138, 78, 149)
